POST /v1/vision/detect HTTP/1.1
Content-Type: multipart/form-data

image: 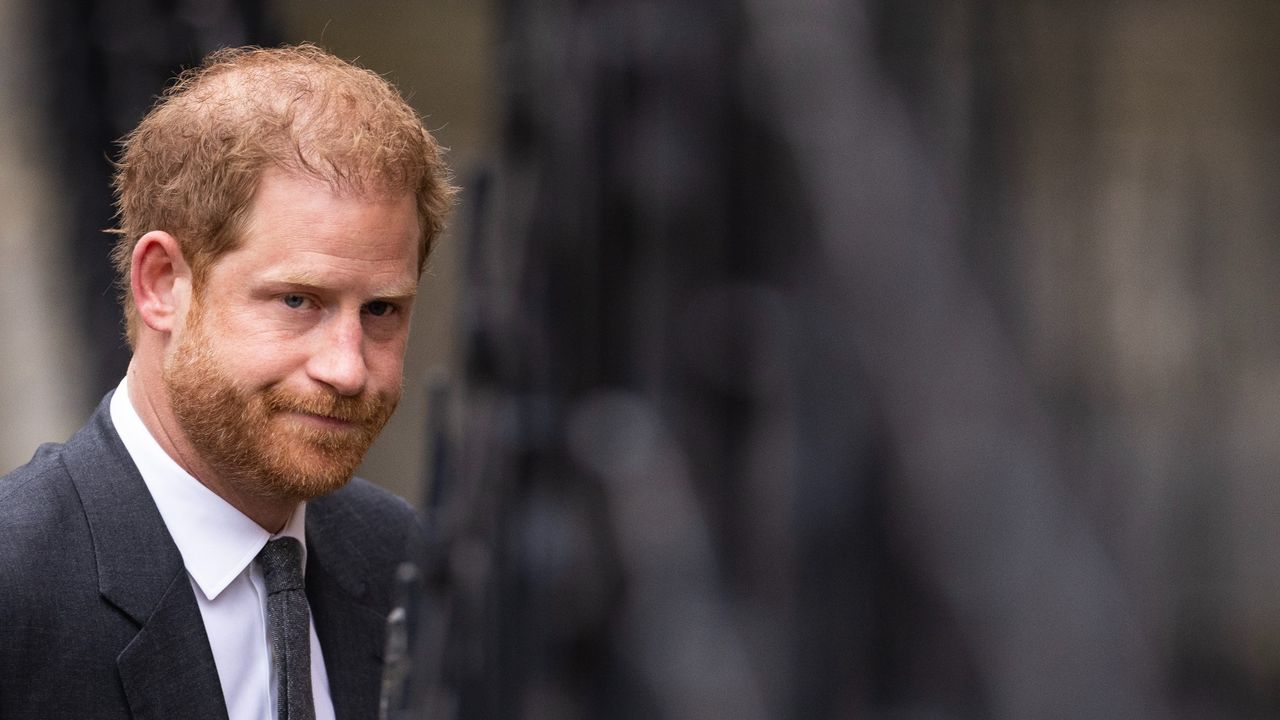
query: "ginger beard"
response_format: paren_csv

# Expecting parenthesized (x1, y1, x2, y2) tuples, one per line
(162, 299, 398, 502)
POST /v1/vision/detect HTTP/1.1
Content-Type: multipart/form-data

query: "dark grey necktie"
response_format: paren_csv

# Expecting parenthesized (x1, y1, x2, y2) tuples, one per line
(258, 537, 316, 720)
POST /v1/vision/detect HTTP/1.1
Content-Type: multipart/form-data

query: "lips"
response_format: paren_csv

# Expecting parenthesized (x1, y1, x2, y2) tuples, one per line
(293, 410, 359, 429)
(268, 390, 378, 426)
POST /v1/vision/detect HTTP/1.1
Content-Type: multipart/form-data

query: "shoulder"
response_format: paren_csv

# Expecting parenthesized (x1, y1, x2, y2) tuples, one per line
(0, 395, 142, 591)
(0, 439, 100, 619)
(308, 477, 423, 563)
(316, 476, 418, 527)
(327, 475, 417, 514)
(0, 440, 88, 541)
(0, 425, 154, 716)
(305, 478, 424, 613)
(0, 395, 127, 535)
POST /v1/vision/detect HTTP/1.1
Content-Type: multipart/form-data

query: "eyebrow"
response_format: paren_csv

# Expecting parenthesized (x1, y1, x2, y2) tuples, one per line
(267, 273, 420, 301)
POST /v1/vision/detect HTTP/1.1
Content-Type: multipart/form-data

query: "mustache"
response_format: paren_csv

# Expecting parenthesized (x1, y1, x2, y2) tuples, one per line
(263, 386, 393, 425)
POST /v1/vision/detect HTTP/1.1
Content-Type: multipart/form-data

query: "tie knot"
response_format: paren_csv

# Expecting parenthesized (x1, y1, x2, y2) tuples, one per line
(258, 537, 305, 594)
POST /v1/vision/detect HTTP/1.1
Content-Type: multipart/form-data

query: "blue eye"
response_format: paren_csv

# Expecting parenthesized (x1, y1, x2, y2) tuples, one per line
(282, 294, 306, 309)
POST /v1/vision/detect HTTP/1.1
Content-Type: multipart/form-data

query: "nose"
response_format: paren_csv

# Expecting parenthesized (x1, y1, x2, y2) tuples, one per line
(307, 311, 368, 396)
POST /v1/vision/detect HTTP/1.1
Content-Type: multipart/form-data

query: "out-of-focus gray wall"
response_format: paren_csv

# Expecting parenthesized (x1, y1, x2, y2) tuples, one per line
(0, 0, 91, 469)
(966, 2, 1280, 689)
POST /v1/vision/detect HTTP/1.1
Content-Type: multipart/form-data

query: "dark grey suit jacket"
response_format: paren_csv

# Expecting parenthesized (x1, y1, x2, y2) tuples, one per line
(0, 393, 420, 719)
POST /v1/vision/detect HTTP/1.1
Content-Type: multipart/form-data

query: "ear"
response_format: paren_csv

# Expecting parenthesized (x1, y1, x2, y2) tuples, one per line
(131, 231, 193, 334)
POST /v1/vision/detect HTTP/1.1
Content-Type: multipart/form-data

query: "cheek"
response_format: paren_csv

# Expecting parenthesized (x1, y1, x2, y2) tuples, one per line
(227, 339, 311, 382)
(367, 344, 408, 390)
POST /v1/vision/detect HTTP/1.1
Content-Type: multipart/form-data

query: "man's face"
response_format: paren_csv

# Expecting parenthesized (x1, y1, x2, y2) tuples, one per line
(162, 169, 421, 501)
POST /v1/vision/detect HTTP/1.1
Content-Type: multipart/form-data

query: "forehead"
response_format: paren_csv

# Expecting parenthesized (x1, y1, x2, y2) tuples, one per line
(218, 169, 421, 288)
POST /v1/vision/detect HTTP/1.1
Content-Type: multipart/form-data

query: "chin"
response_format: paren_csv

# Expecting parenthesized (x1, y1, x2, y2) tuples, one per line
(251, 440, 368, 501)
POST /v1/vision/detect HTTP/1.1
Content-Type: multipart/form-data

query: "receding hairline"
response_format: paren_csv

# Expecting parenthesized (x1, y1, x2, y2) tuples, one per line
(111, 43, 457, 347)
(174, 49, 426, 187)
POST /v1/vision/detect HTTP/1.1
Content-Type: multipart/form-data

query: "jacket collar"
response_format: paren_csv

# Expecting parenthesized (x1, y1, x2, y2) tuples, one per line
(66, 392, 229, 720)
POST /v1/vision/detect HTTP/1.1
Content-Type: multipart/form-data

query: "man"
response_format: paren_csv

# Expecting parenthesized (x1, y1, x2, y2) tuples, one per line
(0, 45, 454, 720)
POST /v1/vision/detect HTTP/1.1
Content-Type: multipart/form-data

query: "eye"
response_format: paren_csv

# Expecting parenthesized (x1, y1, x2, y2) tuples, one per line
(364, 300, 395, 317)
(282, 294, 308, 309)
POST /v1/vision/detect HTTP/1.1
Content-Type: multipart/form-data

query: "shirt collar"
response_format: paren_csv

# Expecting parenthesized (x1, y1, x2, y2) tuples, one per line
(110, 377, 308, 602)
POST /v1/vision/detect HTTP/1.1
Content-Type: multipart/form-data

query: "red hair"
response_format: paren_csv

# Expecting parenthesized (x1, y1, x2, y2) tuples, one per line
(111, 44, 456, 346)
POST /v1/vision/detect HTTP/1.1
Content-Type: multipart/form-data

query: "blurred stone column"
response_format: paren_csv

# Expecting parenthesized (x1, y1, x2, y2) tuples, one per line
(0, 0, 90, 471)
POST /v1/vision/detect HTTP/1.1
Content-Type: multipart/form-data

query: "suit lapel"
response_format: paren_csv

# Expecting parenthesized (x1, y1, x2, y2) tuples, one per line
(66, 395, 228, 720)
(307, 495, 392, 720)
(114, 573, 231, 720)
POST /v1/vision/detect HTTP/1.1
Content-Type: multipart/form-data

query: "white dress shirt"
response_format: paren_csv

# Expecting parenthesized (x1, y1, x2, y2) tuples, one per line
(110, 377, 337, 720)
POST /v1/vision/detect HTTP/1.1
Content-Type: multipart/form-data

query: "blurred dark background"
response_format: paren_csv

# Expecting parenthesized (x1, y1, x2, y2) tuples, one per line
(4, 0, 1280, 717)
